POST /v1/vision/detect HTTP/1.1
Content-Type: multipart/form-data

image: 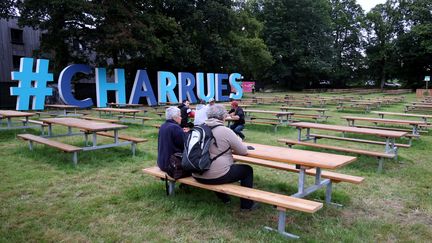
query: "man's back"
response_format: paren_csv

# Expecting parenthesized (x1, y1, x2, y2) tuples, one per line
(157, 120, 185, 172)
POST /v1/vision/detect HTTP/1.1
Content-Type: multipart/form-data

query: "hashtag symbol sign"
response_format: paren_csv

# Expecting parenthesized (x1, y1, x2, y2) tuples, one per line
(10, 58, 54, 110)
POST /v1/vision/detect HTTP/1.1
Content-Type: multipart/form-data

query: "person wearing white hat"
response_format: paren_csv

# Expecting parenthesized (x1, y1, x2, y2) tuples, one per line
(194, 98, 216, 125)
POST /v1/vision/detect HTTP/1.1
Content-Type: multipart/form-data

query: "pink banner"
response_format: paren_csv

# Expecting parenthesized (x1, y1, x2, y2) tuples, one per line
(241, 82, 255, 92)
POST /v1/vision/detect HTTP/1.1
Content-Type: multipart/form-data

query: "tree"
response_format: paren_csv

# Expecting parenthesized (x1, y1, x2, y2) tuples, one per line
(17, 0, 97, 76)
(330, 0, 365, 87)
(364, 1, 402, 89)
(253, 0, 334, 89)
(395, 0, 432, 88)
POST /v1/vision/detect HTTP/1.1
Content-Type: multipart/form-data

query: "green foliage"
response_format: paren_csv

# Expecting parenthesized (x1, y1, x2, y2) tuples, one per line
(9, 0, 432, 89)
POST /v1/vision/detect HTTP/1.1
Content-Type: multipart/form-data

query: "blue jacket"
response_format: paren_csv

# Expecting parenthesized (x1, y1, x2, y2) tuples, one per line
(157, 119, 185, 172)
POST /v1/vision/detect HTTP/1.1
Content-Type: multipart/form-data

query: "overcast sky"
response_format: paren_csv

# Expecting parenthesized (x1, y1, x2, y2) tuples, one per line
(357, 0, 387, 12)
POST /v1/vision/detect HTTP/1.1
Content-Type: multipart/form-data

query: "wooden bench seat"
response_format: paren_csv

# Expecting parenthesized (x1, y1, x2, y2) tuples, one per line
(142, 166, 322, 239)
(353, 125, 421, 138)
(277, 138, 394, 172)
(95, 131, 148, 143)
(17, 134, 81, 165)
(116, 115, 153, 120)
(19, 119, 47, 126)
(309, 133, 411, 148)
(82, 116, 119, 123)
(152, 124, 161, 129)
(248, 120, 279, 132)
(116, 115, 154, 125)
(233, 155, 364, 184)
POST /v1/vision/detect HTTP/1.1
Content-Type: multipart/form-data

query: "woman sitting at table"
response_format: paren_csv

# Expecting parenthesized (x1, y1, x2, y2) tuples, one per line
(192, 104, 258, 211)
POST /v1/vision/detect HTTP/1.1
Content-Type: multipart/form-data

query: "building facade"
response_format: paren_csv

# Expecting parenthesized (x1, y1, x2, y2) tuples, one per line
(0, 18, 42, 108)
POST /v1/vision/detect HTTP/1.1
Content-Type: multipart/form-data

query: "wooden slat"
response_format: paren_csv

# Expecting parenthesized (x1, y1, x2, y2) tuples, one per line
(354, 125, 427, 133)
(371, 111, 432, 119)
(0, 110, 35, 117)
(17, 134, 82, 152)
(142, 167, 322, 213)
(82, 116, 119, 123)
(289, 122, 407, 138)
(41, 118, 127, 132)
(310, 133, 411, 148)
(18, 119, 48, 126)
(277, 139, 395, 158)
(233, 155, 364, 184)
(116, 115, 153, 120)
(95, 132, 148, 143)
(342, 116, 426, 125)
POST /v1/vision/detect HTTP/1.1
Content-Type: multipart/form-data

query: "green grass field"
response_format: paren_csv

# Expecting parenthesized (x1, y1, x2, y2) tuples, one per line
(1, 92, 432, 242)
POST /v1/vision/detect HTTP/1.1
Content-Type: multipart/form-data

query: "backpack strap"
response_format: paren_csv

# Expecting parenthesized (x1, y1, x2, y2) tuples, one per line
(209, 124, 223, 147)
(210, 146, 231, 162)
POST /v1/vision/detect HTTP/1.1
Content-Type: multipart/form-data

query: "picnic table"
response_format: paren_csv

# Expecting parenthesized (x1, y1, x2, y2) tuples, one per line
(45, 104, 81, 116)
(337, 102, 376, 112)
(243, 109, 294, 124)
(0, 110, 37, 130)
(279, 106, 328, 117)
(93, 107, 142, 118)
(372, 111, 432, 123)
(107, 103, 144, 109)
(405, 104, 432, 112)
(288, 122, 407, 154)
(243, 142, 356, 201)
(341, 116, 426, 136)
(23, 117, 144, 164)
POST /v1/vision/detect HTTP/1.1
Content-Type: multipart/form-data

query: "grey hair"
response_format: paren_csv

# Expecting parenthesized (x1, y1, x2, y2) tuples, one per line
(165, 106, 181, 120)
(207, 104, 227, 120)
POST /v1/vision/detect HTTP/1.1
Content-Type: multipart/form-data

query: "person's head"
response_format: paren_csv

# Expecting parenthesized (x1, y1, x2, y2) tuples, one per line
(199, 99, 205, 105)
(166, 106, 181, 124)
(208, 98, 215, 106)
(207, 104, 227, 121)
(182, 100, 190, 107)
(231, 101, 239, 109)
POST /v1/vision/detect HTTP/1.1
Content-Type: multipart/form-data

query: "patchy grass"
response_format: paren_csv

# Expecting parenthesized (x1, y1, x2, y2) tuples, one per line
(1, 92, 432, 242)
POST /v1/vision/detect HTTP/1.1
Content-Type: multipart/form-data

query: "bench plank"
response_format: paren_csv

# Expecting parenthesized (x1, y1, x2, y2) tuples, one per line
(19, 119, 48, 126)
(310, 133, 411, 148)
(17, 134, 82, 152)
(82, 116, 119, 123)
(95, 131, 148, 143)
(277, 139, 395, 159)
(142, 166, 322, 213)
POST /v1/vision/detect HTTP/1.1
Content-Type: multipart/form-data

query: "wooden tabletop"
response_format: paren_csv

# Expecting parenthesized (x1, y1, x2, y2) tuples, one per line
(244, 109, 294, 115)
(341, 116, 426, 125)
(0, 110, 35, 118)
(242, 142, 357, 169)
(45, 104, 79, 109)
(92, 108, 141, 113)
(289, 122, 407, 138)
(41, 118, 127, 132)
(371, 111, 432, 118)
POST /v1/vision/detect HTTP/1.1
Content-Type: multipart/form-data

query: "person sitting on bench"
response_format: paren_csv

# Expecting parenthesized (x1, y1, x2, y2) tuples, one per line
(157, 107, 188, 172)
(193, 104, 258, 211)
(229, 101, 246, 140)
(178, 100, 193, 128)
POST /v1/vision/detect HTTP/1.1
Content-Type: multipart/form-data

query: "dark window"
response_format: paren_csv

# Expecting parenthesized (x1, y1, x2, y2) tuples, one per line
(10, 28, 24, 44)
(12, 55, 24, 70)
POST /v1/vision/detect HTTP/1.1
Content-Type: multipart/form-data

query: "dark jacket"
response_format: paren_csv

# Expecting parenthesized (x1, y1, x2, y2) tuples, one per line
(157, 119, 185, 172)
(229, 107, 245, 125)
(177, 104, 189, 128)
